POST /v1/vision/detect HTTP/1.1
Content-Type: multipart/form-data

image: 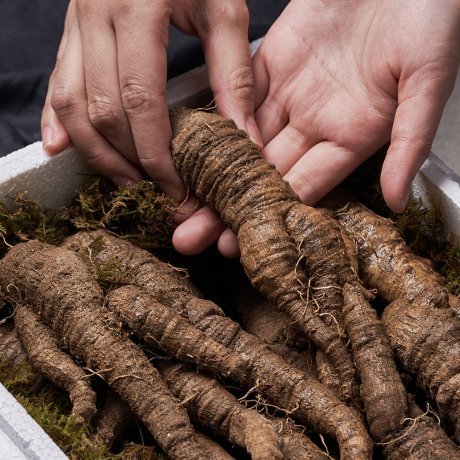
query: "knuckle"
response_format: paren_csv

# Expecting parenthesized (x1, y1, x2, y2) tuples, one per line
(291, 174, 321, 206)
(75, 0, 94, 16)
(138, 155, 164, 173)
(199, 1, 249, 29)
(121, 81, 160, 115)
(227, 65, 255, 101)
(88, 97, 122, 131)
(225, 2, 249, 25)
(51, 84, 81, 116)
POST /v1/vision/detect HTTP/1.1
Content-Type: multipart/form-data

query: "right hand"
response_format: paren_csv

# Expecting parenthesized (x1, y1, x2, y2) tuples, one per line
(42, 0, 261, 225)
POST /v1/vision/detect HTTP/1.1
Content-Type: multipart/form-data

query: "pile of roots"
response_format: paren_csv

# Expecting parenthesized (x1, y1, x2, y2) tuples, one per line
(0, 108, 459, 459)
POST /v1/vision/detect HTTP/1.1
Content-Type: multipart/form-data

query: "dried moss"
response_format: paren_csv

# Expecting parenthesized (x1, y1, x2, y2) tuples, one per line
(0, 192, 69, 257)
(0, 177, 177, 258)
(61, 177, 177, 249)
(0, 358, 163, 459)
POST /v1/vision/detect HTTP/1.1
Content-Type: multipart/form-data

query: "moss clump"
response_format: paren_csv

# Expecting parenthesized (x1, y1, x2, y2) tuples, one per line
(61, 177, 177, 249)
(0, 177, 177, 258)
(0, 192, 68, 257)
(0, 357, 163, 459)
(0, 358, 107, 459)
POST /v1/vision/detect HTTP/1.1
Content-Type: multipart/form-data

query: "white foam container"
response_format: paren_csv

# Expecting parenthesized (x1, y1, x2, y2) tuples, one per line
(0, 37, 458, 458)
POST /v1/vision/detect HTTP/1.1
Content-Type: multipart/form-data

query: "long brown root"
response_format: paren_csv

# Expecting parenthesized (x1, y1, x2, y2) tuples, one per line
(343, 283, 408, 442)
(169, 107, 359, 396)
(105, 286, 251, 381)
(157, 361, 284, 460)
(0, 241, 208, 459)
(382, 298, 460, 439)
(334, 200, 450, 310)
(14, 305, 97, 425)
(63, 230, 373, 460)
(382, 400, 460, 459)
(334, 200, 460, 439)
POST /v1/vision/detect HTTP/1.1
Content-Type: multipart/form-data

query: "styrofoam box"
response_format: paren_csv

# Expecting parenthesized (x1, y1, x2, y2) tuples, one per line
(0, 37, 459, 458)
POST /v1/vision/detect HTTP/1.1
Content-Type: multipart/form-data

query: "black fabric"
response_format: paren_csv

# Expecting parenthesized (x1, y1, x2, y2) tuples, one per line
(0, 1, 288, 157)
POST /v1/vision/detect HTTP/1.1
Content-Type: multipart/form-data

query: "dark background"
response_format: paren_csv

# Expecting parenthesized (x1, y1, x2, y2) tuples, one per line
(0, 1, 289, 157)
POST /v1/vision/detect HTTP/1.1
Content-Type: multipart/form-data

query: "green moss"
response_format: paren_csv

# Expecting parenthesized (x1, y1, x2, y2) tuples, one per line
(0, 177, 177, 258)
(0, 358, 163, 459)
(61, 177, 177, 249)
(0, 192, 69, 257)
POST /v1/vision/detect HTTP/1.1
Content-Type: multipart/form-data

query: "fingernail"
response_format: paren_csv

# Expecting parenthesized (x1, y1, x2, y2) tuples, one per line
(179, 195, 201, 214)
(111, 176, 138, 186)
(42, 126, 54, 151)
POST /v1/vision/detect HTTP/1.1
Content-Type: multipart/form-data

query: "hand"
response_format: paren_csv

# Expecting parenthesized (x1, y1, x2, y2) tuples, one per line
(41, 0, 261, 207)
(253, 0, 460, 212)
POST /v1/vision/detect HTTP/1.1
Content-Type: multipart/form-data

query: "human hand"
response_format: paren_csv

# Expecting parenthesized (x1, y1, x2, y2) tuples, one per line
(41, 0, 261, 207)
(253, 0, 460, 212)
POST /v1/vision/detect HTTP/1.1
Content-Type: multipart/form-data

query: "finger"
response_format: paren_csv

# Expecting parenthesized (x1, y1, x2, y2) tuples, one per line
(172, 206, 226, 256)
(41, 2, 75, 154)
(217, 228, 240, 259)
(199, 3, 263, 147)
(50, 18, 142, 185)
(284, 141, 363, 205)
(254, 94, 289, 145)
(262, 123, 321, 174)
(114, 5, 186, 201)
(77, 2, 138, 166)
(381, 71, 456, 213)
(253, 46, 270, 111)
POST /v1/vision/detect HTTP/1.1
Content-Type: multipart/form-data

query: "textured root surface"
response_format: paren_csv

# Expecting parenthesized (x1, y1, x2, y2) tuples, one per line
(382, 401, 460, 459)
(158, 361, 283, 460)
(169, 108, 358, 396)
(106, 286, 252, 382)
(93, 390, 132, 448)
(343, 283, 408, 442)
(335, 200, 450, 309)
(63, 230, 373, 460)
(235, 288, 316, 376)
(0, 323, 29, 364)
(0, 241, 206, 459)
(15, 304, 97, 425)
(382, 298, 460, 439)
(275, 420, 330, 460)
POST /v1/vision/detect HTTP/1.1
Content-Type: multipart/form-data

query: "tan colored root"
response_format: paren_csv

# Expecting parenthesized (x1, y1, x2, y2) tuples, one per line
(157, 361, 284, 460)
(382, 298, 460, 439)
(235, 286, 316, 376)
(105, 286, 251, 381)
(0, 241, 208, 459)
(343, 283, 408, 442)
(93, 390, 132, 448)
(382, 400, 460, 459)
(63, 230, 373, 460)
(169, 108, 358, 397)
(0, 323, 29, 364)
(334, 200, 450, 310)
(14, 304, 97, 425)
(271, 418, 330, 460)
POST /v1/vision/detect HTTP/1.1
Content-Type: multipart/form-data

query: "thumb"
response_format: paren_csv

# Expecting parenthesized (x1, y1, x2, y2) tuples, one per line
(381, 68, 456, 212)
(198, 4, 263, 147)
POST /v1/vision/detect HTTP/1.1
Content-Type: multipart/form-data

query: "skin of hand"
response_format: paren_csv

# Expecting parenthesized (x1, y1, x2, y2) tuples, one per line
(41, 0, 262, 220)
(174, 0, 460, 258)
